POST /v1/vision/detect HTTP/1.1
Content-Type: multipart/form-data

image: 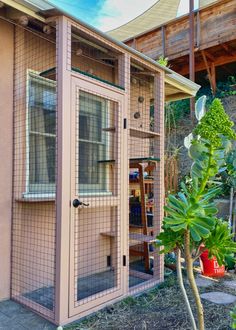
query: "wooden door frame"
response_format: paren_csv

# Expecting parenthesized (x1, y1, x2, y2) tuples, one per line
(69, 76, 126, 317)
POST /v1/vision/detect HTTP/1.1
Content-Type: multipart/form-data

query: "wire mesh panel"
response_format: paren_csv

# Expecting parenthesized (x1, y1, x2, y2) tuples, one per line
(70, 24, 124, 90)
(128, 60, 163, 289)
(70, 82, 123, 313)
(11, 25, 57, 320)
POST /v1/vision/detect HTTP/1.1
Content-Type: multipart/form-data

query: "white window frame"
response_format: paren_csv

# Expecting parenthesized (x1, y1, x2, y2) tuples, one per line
(24, 69, 56, 198)
(77, 91, 111, 196)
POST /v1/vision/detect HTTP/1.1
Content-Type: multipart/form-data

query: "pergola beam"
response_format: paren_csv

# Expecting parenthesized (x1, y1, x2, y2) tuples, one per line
(175, 51, 236, 76)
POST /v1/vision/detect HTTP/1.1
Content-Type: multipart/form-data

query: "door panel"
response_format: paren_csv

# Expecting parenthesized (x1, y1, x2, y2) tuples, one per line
(69, 78, 124, 316)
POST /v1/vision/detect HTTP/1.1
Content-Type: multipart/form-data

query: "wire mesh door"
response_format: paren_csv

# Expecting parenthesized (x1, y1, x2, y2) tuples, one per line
(69, 78, 124, 316)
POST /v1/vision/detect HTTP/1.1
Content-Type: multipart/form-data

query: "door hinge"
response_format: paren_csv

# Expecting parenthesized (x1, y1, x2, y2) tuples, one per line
(123, 118, 127, 129)
(123, 255, 126, 266)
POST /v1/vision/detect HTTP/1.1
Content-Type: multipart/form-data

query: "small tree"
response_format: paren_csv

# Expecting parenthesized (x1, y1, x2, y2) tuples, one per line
(157, 98, 236, 330)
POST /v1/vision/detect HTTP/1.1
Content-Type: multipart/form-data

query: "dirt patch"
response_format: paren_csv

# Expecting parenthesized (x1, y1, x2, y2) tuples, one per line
(65, 271, 236, 330)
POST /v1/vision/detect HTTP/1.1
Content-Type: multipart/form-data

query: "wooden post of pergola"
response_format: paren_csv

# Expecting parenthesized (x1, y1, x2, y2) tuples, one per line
(189, 0, 195, 122)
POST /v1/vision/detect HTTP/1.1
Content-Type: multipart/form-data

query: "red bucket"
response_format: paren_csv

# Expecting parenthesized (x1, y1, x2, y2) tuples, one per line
(200, 249, 225, 277)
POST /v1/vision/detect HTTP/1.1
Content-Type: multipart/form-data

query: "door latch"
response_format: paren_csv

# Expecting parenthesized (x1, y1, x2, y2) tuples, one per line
(72, 199, 89, 208)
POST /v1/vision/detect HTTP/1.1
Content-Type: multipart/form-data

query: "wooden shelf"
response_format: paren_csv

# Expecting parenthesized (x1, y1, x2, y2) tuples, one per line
(129, 157, 160, 165)
(98, 160, 115, 163)
(102, 127, 116, 132)
(100, 231, 116, 237)
(130, 178, 153, 184)
(129, 232, 156, 243)
(129, 159, 155, 272)
(129, 127, 160, 139)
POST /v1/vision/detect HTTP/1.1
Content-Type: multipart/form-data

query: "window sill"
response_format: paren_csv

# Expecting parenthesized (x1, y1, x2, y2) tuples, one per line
(16, 194, 55, 203)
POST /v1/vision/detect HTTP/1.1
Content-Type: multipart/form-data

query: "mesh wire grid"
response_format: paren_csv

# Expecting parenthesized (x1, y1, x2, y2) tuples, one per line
(10, 16, 165, 322)
(11, 24, 57, 320)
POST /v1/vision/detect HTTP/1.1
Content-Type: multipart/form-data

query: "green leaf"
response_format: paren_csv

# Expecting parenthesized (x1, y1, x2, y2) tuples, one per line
(180, 182, 190, 197)
(171, 223, 187, 231)
(195, 95, 206, 121)
(184, 133, 193, 149)
(202, 206, 218, 216)
(189, 144, 207, 160)
(191, 162, 203, 179)
(177, 192, 189, 206)
(164, 217, 186, 225)
(192, 223, 210, 238)
(168, 195, 186, 211)
(190, 226, 201, 241)
(164, 206, 184, 218)
(194, 217, 216, 230)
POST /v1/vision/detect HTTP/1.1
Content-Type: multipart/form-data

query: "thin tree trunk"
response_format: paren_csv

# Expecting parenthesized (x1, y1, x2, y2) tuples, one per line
(229, 187, 234, 229)
(176, 248, 197, 330)
(185, 230, 205, 330)
(233, 192, 236, 241)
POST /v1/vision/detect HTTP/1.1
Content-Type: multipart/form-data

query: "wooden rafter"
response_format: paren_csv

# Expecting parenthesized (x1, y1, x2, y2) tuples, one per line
(175, 50, 236, 76)
(201, 50, 216, 95)
(204, 51, 214, 62)
(221, 43, 235, 57)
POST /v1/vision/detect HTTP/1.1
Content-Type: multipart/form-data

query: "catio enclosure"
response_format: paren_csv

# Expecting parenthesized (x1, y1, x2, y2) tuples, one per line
(0, 1, 199, 326)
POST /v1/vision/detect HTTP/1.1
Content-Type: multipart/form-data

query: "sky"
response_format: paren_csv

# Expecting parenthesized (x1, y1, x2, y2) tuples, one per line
(48, 0, 199, 32)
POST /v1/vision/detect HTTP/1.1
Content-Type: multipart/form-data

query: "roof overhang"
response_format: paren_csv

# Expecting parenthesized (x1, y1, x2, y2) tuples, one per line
(0, 0, 200, 101)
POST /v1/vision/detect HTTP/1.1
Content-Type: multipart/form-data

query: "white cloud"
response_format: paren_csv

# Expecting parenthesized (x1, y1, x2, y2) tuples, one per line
(96, 0, 157, 31)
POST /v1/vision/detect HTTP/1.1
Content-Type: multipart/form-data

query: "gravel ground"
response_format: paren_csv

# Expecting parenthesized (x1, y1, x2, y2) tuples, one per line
(65, 270, 236, 330)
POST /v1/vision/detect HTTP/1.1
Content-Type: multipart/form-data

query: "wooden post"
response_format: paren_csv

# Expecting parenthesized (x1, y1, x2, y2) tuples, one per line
(153, 71, 165, 282)
(201, 50, 216, 95)
(211, 63, 216, 95)
(118, 53, 130, 293)
(55, 15, 71, 325)
(189, 0, 195, 122)
(161, 26, 166, 58)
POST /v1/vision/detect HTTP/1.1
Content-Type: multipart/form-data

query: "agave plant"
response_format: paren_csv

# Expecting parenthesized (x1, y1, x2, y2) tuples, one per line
(157, 97, 236, 330)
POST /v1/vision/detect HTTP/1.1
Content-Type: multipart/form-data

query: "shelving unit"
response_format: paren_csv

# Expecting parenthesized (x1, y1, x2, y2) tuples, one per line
(129, 158, 158, 272)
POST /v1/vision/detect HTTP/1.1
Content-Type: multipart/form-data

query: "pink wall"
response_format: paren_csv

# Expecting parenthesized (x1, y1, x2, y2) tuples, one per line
(0, 19, 14, 300)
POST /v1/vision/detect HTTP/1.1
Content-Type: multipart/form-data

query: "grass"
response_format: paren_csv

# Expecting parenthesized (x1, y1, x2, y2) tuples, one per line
(65, 271, 235, 330)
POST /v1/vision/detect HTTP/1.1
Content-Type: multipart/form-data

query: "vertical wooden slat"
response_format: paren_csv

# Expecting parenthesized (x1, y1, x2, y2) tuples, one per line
(55, 16, 71, 325)
(119, 53, 130, 294)
(153, 71, 165, 282)
(189, 0, 195, 122)
(161, 26, 166, 57)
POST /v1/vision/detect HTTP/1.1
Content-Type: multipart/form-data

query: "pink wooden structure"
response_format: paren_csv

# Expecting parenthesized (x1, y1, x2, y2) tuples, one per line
(0, 0, 199, 326)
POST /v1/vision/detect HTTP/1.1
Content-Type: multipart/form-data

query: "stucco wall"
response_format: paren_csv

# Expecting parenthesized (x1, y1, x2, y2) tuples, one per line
(0, 19, 14, 301)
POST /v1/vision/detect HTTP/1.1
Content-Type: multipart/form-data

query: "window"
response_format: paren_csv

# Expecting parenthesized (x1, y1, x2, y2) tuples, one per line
(26, 73, 111, 196)
(27, 71, 56, 195)
(78, 92, 110, 194)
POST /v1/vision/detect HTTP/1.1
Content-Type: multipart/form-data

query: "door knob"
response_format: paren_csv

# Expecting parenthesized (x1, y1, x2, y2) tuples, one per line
(72, 199, 89, 208)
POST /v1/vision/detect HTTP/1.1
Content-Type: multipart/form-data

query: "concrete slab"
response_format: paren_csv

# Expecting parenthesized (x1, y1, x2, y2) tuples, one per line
(195, 275, 214, 288)
(201, 291, 236, 305)
(0, 300, 56, 330)
(223, 280, 236, 290)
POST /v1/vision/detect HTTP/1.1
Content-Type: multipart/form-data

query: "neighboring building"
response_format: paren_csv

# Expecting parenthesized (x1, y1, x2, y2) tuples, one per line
(0, 0, 199, 326)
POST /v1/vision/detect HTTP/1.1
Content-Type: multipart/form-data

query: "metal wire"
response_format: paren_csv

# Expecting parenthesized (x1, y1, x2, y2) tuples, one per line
(11, 24, 57, 321)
